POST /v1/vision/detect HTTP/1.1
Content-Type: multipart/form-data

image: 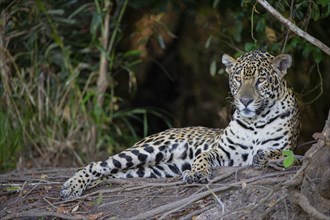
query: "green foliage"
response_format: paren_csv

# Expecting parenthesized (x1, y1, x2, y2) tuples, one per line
(311, 0, 330, 21)
(0, 110, 24, 171)
(0, 0, 172, 171)
(282, 150, 295, 168)
(211, 0, 329, 78)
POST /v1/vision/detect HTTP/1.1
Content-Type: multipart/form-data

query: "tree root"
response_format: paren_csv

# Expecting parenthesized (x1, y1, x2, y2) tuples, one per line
(289, 190, 330, 220)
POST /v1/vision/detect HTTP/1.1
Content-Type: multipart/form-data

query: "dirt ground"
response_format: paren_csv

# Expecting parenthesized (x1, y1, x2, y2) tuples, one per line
(0, 165, 314, 220)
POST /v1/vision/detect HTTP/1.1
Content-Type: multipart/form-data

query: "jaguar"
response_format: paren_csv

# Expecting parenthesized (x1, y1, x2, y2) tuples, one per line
(60, 50, 300, 200)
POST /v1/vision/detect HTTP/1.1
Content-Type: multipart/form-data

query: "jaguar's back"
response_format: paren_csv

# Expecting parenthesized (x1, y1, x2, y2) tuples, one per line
(61, 50, 300, 199)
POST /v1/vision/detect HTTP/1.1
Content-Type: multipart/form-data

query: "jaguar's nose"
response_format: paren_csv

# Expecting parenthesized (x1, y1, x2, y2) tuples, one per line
(240, 97, 253, 107)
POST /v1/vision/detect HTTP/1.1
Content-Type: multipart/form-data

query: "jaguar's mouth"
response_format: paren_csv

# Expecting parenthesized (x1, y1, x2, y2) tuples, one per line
(240, 108, 256, 118)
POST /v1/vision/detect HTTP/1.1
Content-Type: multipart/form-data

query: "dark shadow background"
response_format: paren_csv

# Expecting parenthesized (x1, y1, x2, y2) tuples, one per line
(117, 1, 330, 155)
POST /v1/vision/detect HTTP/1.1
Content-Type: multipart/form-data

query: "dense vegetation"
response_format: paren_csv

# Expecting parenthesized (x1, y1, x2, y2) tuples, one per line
(1, 0, 329, 171)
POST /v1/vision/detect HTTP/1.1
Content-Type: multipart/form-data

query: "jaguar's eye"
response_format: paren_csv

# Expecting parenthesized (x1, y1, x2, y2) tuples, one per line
(234, 76, 242, 82)
(257, 77, 267, 84)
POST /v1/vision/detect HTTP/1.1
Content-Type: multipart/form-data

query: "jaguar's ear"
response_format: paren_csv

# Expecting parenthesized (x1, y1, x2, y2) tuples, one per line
(272, 54, 292, 78)
(222, 54, 236, 74)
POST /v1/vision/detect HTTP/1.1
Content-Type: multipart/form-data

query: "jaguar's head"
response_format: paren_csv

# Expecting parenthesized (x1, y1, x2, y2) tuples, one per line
(222, 50, 292, 118)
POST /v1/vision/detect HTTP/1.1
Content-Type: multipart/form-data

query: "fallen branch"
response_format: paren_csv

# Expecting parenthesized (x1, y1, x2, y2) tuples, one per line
(130, 170, 296, 219)
(179, 203, 215, 220)
(257, 0, 330, 56)
(2, 211, 88, 220)
(282, 132, 326, 188)
(259, 195, 287, 219)
(289, 190, 330, 220)
(131, 184, 233, 220)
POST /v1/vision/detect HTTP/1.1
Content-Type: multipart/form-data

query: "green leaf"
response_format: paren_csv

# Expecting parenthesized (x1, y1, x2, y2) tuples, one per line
(210, 60, 217, 77)
(205, 35, 213, 49)
(90, 12, 102, 36)
(46, 9, 65, 16)
(312, 3, 321, 21)
(295, 10, 304, 20)
(232, 21, 242, 42)
(288, 37, 300, 48)
(313, 48, 323, 63)
(122, 50, 142, 58)
(269, 43, 281, 53)
(95, 194, 103, 205)
(320, 3, 330, 19)
(275, 1, 285, 12)
(283, 156, 295, 168)
(283, 150, 295, 168)
(5, 186, 21, 192)
(68, 3, 91, 19)
(244, 42, 257, 52)
(255, 18, 265, 32)
(302, 44, 313, 58)
(317, 0, 330, 7)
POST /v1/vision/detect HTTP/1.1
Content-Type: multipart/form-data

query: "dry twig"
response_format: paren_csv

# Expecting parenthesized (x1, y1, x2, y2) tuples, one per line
(257, 0, 330, 56)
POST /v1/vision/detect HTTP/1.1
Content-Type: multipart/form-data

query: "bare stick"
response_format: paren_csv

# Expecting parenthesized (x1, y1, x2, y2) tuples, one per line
(257, 0, 330, 56)
(207, 185, 226, 214)
(2, 211, 87, 220)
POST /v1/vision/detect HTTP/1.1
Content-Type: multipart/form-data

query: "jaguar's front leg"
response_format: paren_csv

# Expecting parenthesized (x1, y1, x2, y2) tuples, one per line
(252, 148, 283, 169)
(182, 149, 221, 183)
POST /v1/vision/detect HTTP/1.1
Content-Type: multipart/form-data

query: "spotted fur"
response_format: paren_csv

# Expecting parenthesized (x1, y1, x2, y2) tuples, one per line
(60, 50, 300, 199)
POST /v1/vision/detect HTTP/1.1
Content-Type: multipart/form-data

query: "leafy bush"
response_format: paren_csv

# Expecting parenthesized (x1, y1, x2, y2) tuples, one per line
(0, 0, 172, 170)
